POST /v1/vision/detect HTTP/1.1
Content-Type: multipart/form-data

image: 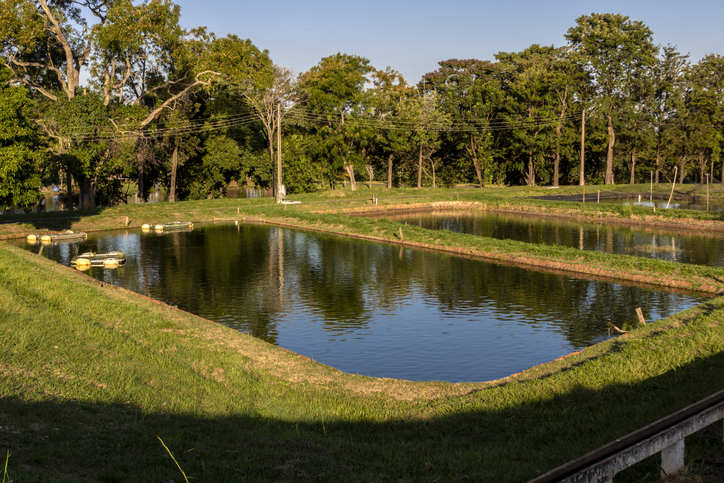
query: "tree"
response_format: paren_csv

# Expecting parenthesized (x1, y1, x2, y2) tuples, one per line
(301, 53, 374, 191)
(648, 46, 689, 183)
(398, 92, 451, 187)
(40, 92, 134, 209)
(0, 73, 43, 209)
(422, 59, 505, 188)
(566, 13, 658, 184)
(684, 54, 724, 182)
(242, 64, 299, 201)
(365, 67, 414, 189)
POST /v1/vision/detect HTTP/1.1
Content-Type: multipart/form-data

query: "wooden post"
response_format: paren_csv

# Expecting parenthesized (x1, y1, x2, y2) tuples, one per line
(398, 227, 403, 240)
(635, 307, 646, 325)
(583, 185, 585, 203)
(597, 190, 600, 203)
(706, 174, 710, 211)
(650, 171, 653, 204)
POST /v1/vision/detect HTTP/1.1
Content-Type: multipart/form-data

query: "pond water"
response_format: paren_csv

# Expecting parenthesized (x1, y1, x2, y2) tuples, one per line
(16, 223, 705, 383)
(369, 210, 724, 267)
(625, 199, 724, 212)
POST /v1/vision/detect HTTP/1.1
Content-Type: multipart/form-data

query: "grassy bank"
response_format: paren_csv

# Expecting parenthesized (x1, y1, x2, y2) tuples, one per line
(3, 243, 724, 481)
(3, 186, 724, 481)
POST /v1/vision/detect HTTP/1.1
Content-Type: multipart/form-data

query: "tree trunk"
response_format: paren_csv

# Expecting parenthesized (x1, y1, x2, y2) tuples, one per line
(169, 146, 178, 203)
(605, 114, 615, 185)
(65, 170, 73, 210)
(699, 151, 706, 184)
(679, 155, 686, 183)
(655, 145, 661, 184)
(553, 151, 560, 187)
(387, 154, 393, 189)
(365, 165, 374, 189)
(630, 149, 636, 184)
(77, 176, 96, 210)
(468, 135, 484, 188)
(527, 150, 535, 186)
(710, 156, 714, 182)
(344, 164, 356, 191)
(417, 146, 423, 188)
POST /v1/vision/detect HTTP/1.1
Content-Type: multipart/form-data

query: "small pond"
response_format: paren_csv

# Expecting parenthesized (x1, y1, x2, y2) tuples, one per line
(16, 223, 705, 383)
(368, 209, 724, 267)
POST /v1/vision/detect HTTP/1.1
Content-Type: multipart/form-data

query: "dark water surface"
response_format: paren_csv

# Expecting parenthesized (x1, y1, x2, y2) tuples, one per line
(370, 209, 724, 267)
(17, 223, 705, 382)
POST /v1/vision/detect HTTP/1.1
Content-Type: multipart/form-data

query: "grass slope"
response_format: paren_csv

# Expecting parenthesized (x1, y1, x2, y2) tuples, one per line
(2, 243, 724, 481)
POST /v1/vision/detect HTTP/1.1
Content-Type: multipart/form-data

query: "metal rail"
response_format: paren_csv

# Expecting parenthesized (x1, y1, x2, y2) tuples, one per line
(530, 388, 724, 483)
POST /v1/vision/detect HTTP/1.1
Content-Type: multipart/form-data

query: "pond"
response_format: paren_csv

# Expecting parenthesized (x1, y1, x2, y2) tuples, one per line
(368, 209, 724, 267)
(16, 223, 705, 383)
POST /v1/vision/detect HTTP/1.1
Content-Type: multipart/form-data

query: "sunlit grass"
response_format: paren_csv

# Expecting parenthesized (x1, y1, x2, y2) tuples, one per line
(3, 185, 724, 480)
(2, 242, 724, 481)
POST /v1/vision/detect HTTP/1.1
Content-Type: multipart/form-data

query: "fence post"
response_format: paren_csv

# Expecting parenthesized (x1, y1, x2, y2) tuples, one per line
(661, 440, 685, 477)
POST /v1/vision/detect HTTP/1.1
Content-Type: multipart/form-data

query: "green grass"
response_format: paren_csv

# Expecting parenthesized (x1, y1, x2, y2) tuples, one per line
(3, 185, 724, 481)
(3, 241, 724, 481)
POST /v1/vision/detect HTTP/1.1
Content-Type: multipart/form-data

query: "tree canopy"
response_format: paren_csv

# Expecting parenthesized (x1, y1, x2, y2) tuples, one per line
(1, 8, 723, 208)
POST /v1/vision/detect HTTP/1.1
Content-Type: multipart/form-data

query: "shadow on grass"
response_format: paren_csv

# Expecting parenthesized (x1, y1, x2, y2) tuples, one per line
(3, 350, 724, 482)
(0, 208, 104, 231)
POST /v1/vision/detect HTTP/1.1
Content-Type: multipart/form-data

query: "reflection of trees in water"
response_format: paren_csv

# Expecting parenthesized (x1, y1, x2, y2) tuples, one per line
(66, 224, 700, 350)
(409, 251, 696, 347)
(381, 210, 724, 266)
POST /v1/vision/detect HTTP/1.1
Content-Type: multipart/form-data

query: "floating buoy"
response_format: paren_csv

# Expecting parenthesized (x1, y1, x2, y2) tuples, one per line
(154, 224, 164, 231)
(40, 235, 52, 242)
(75, 258, 91, 267)
(27, 234, 37, 241)
(141, 224, 151, 231)
(103, 258, 119, 268)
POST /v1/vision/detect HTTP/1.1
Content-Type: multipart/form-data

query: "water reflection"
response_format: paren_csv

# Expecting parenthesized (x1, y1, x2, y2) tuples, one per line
(371, 210, 724, 267)
(15, 224, 704, 383)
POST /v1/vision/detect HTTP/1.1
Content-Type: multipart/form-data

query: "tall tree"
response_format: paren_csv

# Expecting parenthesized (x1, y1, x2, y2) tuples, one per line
(398, 92, 451, 187)
(365, 67, 414, 189)
(648, 46, 689, 183)
(565, 13, 658, 184)
(422, 59, 505, 188)
(684, 54, 724, 182)
(242, 64, 299, 200)
(301, 53, 374, 191)
(0, 68, 44, 209)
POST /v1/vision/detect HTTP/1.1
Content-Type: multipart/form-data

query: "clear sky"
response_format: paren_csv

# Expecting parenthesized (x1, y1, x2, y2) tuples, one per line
(172, 0, 723, 84)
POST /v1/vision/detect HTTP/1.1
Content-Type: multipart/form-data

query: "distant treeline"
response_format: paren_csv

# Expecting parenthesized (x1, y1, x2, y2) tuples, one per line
(1, 3, 722, 209)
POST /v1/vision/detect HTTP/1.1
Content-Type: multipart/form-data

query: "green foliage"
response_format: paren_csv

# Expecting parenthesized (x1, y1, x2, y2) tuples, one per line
(282, 135, 318, 194)
(422, 59, 506, 187)
(0, 81, 43, 208)
(186, 135, 242, 199)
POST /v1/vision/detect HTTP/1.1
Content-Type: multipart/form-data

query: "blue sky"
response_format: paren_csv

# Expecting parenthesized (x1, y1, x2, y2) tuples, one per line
(174, 0, 723, 83)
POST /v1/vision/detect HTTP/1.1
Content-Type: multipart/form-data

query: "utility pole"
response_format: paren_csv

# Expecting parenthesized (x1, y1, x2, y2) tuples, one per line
(276, 103, 283, 203)
(579, 109, 586, 186)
